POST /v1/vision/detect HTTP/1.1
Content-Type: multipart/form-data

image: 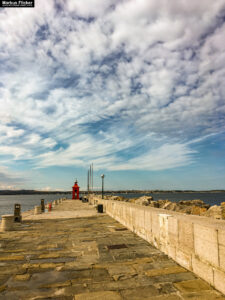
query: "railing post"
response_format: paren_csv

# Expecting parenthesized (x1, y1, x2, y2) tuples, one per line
(41, 199, 45, 212)
(14, 204, 22, 222)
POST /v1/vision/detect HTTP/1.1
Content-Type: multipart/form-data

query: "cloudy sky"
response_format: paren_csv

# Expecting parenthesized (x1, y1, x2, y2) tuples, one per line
(0, 0, 225, 191)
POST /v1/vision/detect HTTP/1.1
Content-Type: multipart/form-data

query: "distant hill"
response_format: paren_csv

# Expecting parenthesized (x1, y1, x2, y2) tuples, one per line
(0, 189, 224, 195)
(0, 190, 72, 195)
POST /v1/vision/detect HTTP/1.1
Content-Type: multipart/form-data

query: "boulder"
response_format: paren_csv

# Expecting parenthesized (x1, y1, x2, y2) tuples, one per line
(191, 206, 207, 216)
(181, 206, 192, 214)
(149, 201, 160, 208)
(134, 196, 153, 206)
(174, 204, 189, 213)
(110, 196, 125, 201)
(130, 198, 138, 203)
(190, 199, 205, 206)
(202, 204, 210, 209)
(135, 198, 150, 206)
(161, 201, 172, 209)
(123, 198, 130, 202)
(179, 199, 204, 206)
(162, 202, 179, 211)
(204, 205, 225, 220)
(158, 199, 170, 208)
(179, 200, 191, 206)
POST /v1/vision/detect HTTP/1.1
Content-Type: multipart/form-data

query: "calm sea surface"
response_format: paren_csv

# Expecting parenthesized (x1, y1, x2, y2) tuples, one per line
(0, 194, 70, 218)
(0, 192, 225, 218)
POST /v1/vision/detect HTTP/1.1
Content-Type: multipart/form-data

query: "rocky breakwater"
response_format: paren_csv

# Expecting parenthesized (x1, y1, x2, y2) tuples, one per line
(107, 196, 225, 220)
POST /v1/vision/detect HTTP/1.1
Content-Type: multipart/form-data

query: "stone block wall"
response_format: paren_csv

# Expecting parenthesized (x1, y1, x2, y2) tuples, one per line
(91, 196, 225, 295)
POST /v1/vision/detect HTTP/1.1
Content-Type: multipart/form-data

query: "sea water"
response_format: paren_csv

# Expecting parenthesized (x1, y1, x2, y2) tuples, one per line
(0, 194, 69, 218)
(0, 192, 225, 218)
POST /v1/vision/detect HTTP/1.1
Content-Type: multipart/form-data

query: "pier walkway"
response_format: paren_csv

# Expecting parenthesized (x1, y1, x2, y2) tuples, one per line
(0, 200, 224, 299)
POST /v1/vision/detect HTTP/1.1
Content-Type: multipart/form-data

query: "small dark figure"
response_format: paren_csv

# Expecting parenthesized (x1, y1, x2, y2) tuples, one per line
(97, 204, 103, 213)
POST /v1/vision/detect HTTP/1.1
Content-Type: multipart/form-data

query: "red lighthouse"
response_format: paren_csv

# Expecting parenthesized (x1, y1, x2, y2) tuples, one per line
(72, 180, 80, 200)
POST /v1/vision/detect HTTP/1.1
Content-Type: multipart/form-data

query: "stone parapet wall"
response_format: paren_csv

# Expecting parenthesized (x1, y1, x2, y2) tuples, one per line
(90, 196, 225, 295)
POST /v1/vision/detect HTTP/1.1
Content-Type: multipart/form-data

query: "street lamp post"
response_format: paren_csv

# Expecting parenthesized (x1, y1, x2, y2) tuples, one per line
(101, 174, 105, 199)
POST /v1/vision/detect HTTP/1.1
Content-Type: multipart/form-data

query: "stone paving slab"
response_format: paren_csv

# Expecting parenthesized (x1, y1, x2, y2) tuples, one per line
(0, 200, 224, 299)
(22, 200, 98, 220)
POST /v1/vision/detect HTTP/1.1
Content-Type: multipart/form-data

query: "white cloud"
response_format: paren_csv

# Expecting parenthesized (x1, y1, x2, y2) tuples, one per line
(0, 0, 225, 177)
(108, 143, 196, 171)
(0, 145, 30, 159)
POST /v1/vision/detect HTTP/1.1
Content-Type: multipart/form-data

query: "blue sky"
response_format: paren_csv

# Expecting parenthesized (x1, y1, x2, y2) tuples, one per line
(0, 0, 225, 191)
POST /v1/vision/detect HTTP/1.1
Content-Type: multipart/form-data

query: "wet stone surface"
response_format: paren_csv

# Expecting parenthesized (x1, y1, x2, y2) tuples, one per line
(0, 200, 224, 299)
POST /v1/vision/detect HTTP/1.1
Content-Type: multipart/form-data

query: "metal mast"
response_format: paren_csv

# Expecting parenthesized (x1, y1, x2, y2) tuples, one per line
(92, 163, 94, 192)
(87, 169, 89, 194)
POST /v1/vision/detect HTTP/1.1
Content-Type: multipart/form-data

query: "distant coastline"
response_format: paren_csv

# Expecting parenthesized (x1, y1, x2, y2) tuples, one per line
(108, 190, 225, 193)
(0, 190, 71, 195)
(0, 189, 224, 195)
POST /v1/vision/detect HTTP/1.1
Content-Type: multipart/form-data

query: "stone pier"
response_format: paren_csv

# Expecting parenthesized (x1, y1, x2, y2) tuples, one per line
(0, 200, 224, 299)
(90, 197, 225, 296)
